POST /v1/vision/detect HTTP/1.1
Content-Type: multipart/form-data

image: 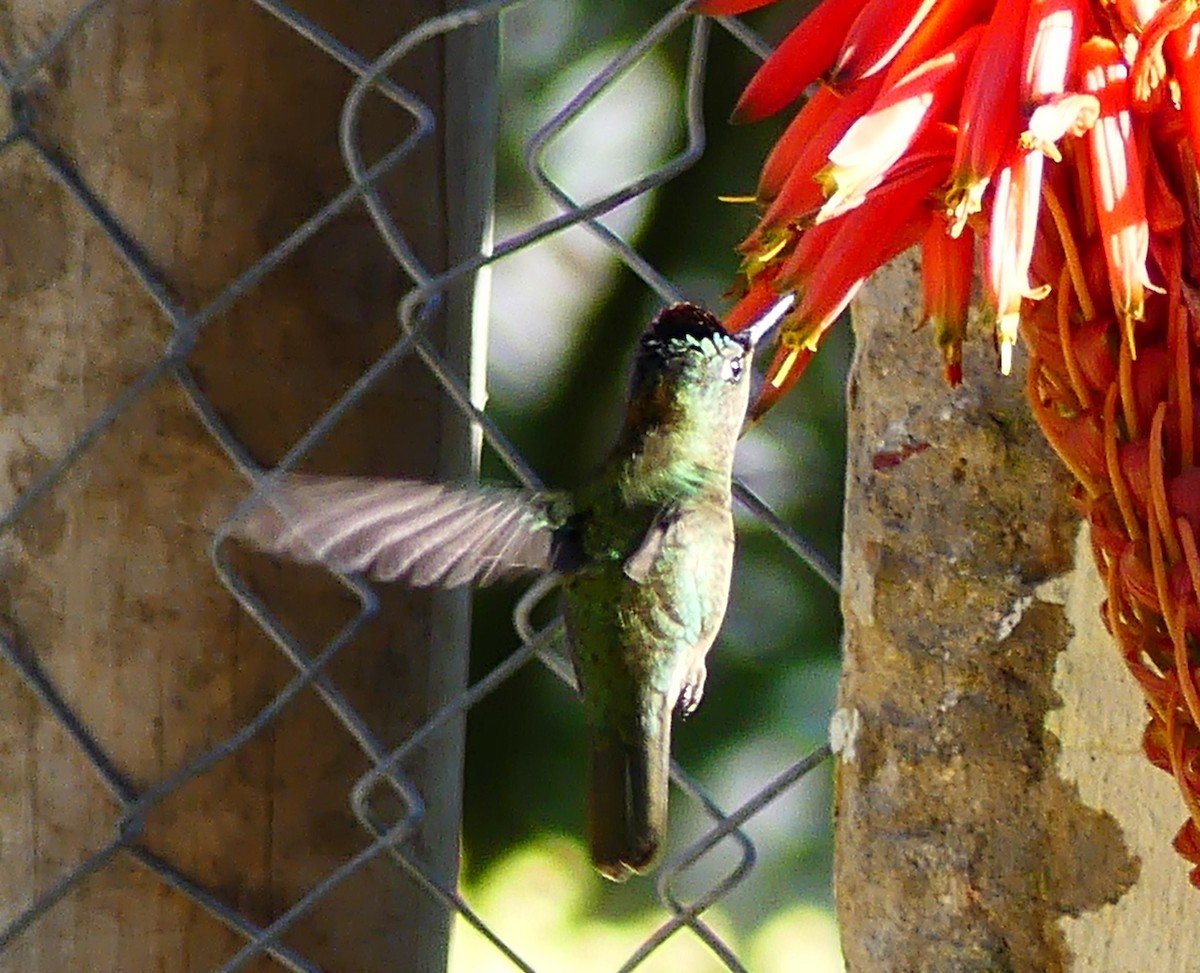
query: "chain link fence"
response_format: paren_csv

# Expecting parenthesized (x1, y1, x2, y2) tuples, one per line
(0, 1, 841, 970)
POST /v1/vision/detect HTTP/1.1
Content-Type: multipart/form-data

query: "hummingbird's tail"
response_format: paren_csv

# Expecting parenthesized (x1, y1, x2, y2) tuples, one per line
(587, 698, 671, 882)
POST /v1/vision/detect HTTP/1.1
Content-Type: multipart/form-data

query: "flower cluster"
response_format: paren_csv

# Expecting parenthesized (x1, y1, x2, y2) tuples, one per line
(700, 0, 1200, 887)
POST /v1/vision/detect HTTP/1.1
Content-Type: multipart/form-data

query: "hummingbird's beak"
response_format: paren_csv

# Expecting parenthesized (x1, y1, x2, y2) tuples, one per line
(739, 293, 796, 438)
(741, 293, 796, 348)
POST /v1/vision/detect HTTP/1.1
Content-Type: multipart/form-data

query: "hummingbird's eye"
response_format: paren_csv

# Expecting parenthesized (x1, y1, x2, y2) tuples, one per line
(722, 355, 744, 383)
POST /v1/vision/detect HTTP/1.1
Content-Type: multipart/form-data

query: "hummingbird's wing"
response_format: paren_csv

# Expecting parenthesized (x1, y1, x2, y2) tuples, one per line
(621, 503, 680, 584)
(230, 474, 575, 588)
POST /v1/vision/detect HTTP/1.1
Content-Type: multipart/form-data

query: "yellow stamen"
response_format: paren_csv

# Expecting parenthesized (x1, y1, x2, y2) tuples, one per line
(771, 345, 804, 388)
(758, 232, 792, 263)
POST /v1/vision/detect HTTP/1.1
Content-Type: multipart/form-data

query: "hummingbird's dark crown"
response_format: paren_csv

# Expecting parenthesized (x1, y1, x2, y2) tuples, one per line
(642, 303, 742, 352)
(635, 303, 746, 379)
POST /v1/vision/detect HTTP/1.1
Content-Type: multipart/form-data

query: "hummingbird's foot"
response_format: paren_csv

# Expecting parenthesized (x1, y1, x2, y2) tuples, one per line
(676, 661, 707, 717)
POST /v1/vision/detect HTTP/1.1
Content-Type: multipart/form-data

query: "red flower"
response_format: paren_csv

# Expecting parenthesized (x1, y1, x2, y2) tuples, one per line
(702, 0, 1200, 888)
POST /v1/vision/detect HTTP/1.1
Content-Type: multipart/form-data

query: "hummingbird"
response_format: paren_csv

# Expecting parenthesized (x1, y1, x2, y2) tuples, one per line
(230, 299, 789, 881)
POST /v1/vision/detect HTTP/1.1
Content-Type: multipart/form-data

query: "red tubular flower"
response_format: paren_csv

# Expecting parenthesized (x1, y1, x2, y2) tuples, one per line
(832, 0, 941, 85)
(1165, 19, 1200, 160)
(724, 273, 785, 335)
(923, 218, 975, 385)
(988, 149, 1051, 373)
(1079, 36, 1154, 357)
(945, 1, 1030, 235)
(781, 194, 931, 340)
(717, 0, 1200, 888)
(756, 85, 845, 202)
(1018, 0, 1097, 164)
(877, 0, 996, 84)
(756, 79, 884, 211)
(1022, 0, 1087, 105)
(723, 0, 863, 123)
(816, 27, 982, 221)
(750, 138, 953, 409)
(750, 343, 817, 421)
(767, 205, 929, 400)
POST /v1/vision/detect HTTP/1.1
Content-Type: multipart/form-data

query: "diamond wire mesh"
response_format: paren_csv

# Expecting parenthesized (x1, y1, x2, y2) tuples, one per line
(0, 2, 840, 970)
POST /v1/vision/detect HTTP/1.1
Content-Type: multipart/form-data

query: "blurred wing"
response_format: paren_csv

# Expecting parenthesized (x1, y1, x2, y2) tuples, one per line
(231, 475, 572, 587)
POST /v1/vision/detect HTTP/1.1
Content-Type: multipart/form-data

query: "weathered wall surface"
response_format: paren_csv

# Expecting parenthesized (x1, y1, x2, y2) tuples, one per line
(833, 253, 1190, 972)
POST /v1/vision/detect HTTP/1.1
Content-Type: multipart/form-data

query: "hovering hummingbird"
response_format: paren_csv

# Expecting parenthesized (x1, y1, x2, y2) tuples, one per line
(231, 298, 790, 881)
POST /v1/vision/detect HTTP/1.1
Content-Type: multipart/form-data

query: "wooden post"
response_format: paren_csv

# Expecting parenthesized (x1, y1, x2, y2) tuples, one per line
(0, 2, 491, 970)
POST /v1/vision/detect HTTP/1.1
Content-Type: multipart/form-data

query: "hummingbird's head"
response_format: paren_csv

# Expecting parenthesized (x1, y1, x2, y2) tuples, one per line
(632, 303, 755, 398)
(622, 300, 789, 467)
(631, 298, 793, 405)
(623, 303, 766, 456)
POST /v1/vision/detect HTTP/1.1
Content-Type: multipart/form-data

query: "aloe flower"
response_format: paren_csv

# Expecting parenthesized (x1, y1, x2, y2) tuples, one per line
(704, 0, 1200, 888)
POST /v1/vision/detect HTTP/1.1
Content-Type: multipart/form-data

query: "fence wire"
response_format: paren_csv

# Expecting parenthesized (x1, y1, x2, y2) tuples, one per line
(0, 2, 839, 971)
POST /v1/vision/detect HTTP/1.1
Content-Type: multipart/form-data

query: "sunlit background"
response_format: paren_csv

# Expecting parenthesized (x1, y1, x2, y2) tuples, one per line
(451, 2, 846, 969)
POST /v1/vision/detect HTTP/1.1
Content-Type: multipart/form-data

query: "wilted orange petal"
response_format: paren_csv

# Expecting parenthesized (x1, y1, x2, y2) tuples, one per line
(1146, 148, 1186, 232)
(730, 0, 863, 123)
(818, 27, 982, 221)
(1175, 819, 1200, 868)
(1147, 721, 1177, 774)
(1073, 317, 1119, 391)
(1166, 20, 1200, 163)
(1132, 0, 1199, 103)
(1030, 386, 1107, 494)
